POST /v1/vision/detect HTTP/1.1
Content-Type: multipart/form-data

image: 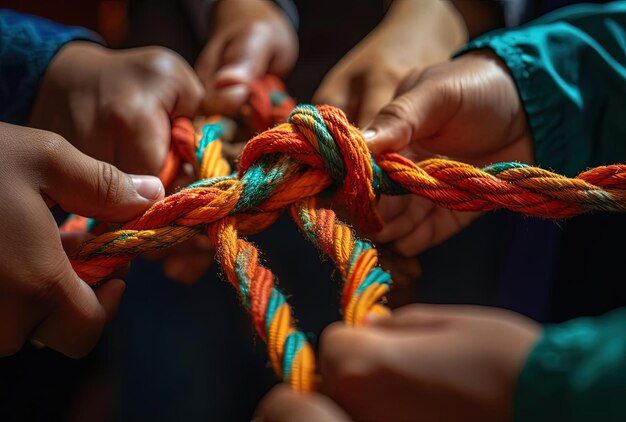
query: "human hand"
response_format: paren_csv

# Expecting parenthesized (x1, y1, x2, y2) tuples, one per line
(314, 0, 467, 127)
(30, 42, 204, 176)
(318, 304, 541, 422)
(366, 51, 533, 256)
(195, 0, 298, 116)
(254, 384, 352, 422)
(0, 122, 164, 357)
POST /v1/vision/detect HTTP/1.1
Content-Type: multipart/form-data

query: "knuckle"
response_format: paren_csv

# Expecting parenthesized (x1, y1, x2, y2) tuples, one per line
(137, 47, 181, 78)
(16, 253, 68, 308)
(379, 96, 414, 124)
(33, 131, 70, 173)
(79, 305, 107, 335)
(96, 161, 126, 209)
(247, 20, 272, 37)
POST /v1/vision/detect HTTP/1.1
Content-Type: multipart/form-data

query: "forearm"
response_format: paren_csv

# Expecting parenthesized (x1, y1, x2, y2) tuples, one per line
(0, 10, 101, 125)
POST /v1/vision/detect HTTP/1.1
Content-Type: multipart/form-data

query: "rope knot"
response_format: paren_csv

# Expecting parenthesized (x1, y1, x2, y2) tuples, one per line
(239, 104, 382, 233)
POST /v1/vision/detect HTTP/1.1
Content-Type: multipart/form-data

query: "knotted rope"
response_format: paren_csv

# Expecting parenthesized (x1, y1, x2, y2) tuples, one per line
(67, 79, 626, 393)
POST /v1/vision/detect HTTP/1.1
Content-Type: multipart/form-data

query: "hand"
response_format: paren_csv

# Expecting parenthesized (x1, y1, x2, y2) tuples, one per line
(0, 123, 164, 357)
(366, 51, 533, 256)
(30, 42, 204, 176)
(314, 0, 467, 127)
(254, 384, 352, 422)
(318, 304, 541, 422)
(196, 0, 298, 116)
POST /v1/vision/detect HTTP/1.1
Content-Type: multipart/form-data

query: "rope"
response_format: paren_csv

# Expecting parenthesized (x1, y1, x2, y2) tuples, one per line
(66, 78, 626, 393)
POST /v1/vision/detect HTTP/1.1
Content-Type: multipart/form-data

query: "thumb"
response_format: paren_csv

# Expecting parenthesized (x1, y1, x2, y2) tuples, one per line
(41, 137, 164, 223)
(362, 77, 448, 156)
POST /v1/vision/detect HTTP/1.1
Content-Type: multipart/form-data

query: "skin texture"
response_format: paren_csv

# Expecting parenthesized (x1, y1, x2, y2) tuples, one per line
(256, 304, 541, 422)
(365, 51, 534, 257)
(30, 42, 204, 177)
(29, 41, 209, 284)
(313, 0, 468, 127)
(0, 122, 164, 358)
(195, 0, 298, 116)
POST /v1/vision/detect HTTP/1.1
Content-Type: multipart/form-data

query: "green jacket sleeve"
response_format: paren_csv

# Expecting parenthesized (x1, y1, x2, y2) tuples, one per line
(515, 307, 626, 421)
(456, 2, 626, 177)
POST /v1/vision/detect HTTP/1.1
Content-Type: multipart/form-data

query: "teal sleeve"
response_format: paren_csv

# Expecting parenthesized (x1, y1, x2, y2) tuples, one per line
(515, 307, 626, 421)
(456, 2, 626, 177)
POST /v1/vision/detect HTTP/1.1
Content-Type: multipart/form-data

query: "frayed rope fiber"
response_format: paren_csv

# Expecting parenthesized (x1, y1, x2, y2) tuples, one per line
(68, 77, 626, 392)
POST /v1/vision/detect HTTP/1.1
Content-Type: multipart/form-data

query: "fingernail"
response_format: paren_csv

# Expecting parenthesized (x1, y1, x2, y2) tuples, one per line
(362, 129, 376, 141)
(131, 175, 163, 200)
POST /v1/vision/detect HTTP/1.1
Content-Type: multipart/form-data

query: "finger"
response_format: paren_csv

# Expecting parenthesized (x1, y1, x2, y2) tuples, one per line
(3, 187, 122, 358)
(367, 303, 455, 330)
(372, 196, 435, 244)
(0, 294, 41, 356)
(115, 107, 171, 176)
(129, 47, 204, 119)
(395, 67, 426, 97)
(60, 231, 94, 252)
(163, 253, 214, 284)
(355, 73, 399, 128)
(209, 27, 276, 115)
(393, 208, 481, 257)
(319, 323, 389, 388)
(217, 30, 272, 85)
(319, 323, 402, 421)
(369, 303, 518, 333)
(39, 135, 164, 223)
(167, 58, 205, 119)
(31, 277, 125, 357)
(195, 36, 222, 95)
(254, 384, 352, 422)
(363, 78, 451, 155)
(312, 70, 353, 113)
(372, 212, 416, 244)
(377, 195, 410, 222)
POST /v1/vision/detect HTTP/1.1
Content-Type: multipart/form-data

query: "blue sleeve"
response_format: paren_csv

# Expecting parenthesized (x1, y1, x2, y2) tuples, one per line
(0, 10, 102, 125)
(455, 2, 626, 177)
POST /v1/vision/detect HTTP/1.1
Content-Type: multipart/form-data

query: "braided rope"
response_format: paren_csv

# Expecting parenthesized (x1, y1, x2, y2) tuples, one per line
(67, 82, 626, 392)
